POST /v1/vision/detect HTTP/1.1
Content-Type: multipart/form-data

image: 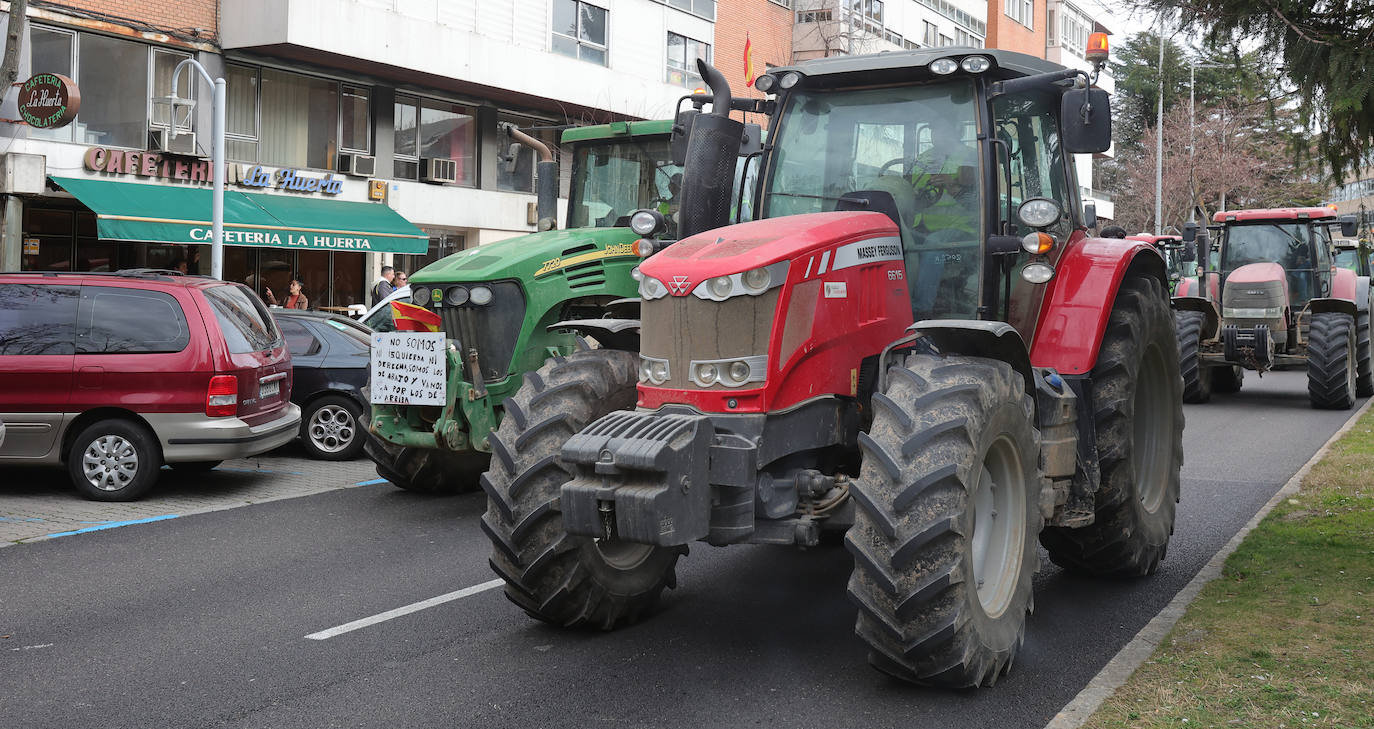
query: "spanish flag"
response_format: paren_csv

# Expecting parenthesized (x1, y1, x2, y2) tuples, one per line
(390, 300, 442, 333)
(744, 33, 756, 88)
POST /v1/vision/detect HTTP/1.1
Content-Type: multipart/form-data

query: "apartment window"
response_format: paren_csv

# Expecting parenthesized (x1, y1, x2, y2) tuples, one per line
(658, 0, 716, 20)
(1005, 0, 1033, 29)
(883, 29, 904, 46)
(939, 34, 953, 46)
(552, 0, 609, 66)
(666, 32, 710, 88)
(393, 95, 475, 187)
(797, 9, 833, 22)
(923, 21, 938, 46)
(150, 49, 194, 132)
(767, 0, 791, 7)
(1060, 10, 1090, 53)
(28, 27, 165, 148)
(225, 66, 372, 170)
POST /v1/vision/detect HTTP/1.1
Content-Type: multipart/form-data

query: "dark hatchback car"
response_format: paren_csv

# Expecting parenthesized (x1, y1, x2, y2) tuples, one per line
(271, 310, 370, 460)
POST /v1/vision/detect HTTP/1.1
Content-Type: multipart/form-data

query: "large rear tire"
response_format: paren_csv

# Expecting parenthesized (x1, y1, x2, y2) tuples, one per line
(848, 353, 1041, 688)
(1307, 311, 1357, 410)
(480, 349, 682, 629)
(1176, 310, 1212, 403)
(1040, 275, 1183, 576)
(364, 435, 488, 494)
(1355, 310, 1372, 398)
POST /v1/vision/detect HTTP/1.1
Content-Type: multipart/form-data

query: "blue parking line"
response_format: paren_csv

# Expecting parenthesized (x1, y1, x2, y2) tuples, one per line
(355, 478, 388, 486)
(46, 514, 180, 538)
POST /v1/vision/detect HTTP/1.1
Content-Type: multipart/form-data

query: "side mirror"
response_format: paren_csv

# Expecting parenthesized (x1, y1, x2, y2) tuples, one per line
(1181, 221, 1198, 242)
(1340, 214, 1358, 238)
(1061, 88, 1111, 154)
(670, 108, 699, 166)
(1182, 240, 1197, 263)
(739, 123, 763, 156)
(1083, 201, 1097, 229)
(501, 142, 522, 174)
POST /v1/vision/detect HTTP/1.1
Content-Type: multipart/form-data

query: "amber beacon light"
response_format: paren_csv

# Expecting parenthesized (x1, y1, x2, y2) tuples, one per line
(1085, 32, 1109, 64)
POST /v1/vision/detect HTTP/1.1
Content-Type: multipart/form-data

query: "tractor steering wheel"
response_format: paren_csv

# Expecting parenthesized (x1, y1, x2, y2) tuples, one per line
(878, 157, 911, 177)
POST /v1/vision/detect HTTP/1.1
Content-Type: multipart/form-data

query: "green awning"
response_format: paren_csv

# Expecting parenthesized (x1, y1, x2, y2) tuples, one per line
(51, 176, 427, 254)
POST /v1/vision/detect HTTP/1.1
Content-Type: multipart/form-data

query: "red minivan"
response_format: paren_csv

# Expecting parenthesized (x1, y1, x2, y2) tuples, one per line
(0, 270, 301, 500)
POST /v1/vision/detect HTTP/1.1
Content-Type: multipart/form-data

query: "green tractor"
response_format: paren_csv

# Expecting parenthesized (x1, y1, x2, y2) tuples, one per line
(365, 119, 687, 493)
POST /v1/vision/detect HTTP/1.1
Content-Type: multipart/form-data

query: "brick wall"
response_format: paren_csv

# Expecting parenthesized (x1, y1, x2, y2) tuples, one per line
(714, 0, 793, 114)
(985, 0, 1046, 58)
(38, 0, 218, 38)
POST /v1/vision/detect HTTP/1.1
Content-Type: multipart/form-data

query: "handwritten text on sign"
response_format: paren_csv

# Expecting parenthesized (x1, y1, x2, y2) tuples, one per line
(370, 332, 446, 406)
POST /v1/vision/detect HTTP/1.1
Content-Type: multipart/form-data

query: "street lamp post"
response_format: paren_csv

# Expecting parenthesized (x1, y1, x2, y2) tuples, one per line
(1188, 61, 1225, 222)
(1155, 15, 1165, 236)
(161, 59, 226, 280)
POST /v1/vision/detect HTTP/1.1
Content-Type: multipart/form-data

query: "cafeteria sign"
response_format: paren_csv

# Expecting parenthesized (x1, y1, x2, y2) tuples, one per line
(17, 73, 80, 129)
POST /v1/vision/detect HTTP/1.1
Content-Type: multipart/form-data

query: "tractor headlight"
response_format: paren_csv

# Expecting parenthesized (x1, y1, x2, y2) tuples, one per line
(445, 286, 469, 306)
(691, 261, 789, 301)
(778, 72, 801, 89)
(689, 356, 767, 388)
(1018, 198, 1062, 229)
(1222, 307, 1284, 319)
(754, 74, 777, 93)
(1021, 262, 1056, 284)
(411, 286, 431, 307)
(741, 267, 771, 294)
(960, 55, 992, 73)
(639, 355, 670, 385)
(638, 275, 668, 300)
(470, 286, 494, 306)
(929, 58, 958, 75)
(630, 209, 666, 236)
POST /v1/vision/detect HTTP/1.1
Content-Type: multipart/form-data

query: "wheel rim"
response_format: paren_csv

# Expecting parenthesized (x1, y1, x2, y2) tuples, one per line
(81, 435, 139, 491)
(594, 539, 655, 570)
(1133, 343, 1171, 513)
(970, 434, 1026, 619)
(308, 404, 356, 454)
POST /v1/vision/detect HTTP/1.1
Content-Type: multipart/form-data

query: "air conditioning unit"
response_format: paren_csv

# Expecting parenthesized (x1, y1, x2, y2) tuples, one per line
(150, 128, 198, 156)
(338, 153, 377, 177)
(419, 157, 458, 184)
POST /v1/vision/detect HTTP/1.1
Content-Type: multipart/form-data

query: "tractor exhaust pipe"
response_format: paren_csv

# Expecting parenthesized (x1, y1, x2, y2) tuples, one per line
(678, 59, 744, 239)
(501, 122, 559, 231)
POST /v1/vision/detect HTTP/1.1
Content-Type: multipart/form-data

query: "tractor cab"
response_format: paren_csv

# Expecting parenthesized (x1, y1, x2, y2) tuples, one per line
(1334, 238, 1372, 277)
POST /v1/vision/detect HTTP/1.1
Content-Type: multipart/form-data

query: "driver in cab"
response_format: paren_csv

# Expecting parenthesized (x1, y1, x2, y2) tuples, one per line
(906, 118, 980, 320)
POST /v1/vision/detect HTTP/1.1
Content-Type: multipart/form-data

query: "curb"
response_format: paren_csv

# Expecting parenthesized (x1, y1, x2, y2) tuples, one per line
(1043, 396, 1374, 729)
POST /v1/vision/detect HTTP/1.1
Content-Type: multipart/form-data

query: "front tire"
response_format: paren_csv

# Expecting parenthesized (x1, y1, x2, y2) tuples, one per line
(301, 395, 365, 460)
(848, 353, 1041, 687)
(1040, 275, 1183, 576)
(1211, 364, 1244, 394)
(1176, 310, 1212, 403)
(67, 419, 161, 502)
(480, 349, 682, 629)
(364, 434, 489, 494)
(1308, 311, 1357, 409)
(1356, 310, 1372, 397)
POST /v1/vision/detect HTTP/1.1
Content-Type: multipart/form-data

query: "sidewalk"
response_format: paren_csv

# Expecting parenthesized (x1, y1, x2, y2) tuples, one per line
(0, 442, 382, 546)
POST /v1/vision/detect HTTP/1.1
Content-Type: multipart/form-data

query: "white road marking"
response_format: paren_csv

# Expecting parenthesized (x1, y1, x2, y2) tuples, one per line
(304, 579, 505, 640)
(1043, 396, 1374, 729)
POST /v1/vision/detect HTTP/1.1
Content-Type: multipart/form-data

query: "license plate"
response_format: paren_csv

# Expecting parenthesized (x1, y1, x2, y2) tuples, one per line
(260, 381, 281, 400)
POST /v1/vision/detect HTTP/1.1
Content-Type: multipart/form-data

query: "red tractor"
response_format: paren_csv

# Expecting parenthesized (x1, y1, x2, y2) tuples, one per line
(1172, 208, 1367, 406)
(481, 41, 1183, 688)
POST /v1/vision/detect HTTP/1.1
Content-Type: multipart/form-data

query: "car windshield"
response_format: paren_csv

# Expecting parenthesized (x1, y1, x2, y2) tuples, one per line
(1221, 223, 1314, 273)
(567, 136, 682, 229)
(204, 283, 283, 354)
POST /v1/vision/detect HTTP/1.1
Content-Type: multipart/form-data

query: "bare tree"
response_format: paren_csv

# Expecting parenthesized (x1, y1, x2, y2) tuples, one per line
(1, 0, 27, 92)
(793, 0, 885, 61)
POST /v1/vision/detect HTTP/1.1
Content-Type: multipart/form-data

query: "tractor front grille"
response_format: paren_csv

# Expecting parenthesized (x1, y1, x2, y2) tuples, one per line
(434, 280, 527, 383)
(639, 289, 779, 390)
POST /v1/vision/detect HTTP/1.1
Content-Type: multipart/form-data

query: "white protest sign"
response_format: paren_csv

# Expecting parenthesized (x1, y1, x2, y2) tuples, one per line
(370, 332, 447, 406)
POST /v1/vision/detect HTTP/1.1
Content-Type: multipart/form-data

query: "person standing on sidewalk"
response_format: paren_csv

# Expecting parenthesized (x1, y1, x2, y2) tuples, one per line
(371, 266, 396, 305)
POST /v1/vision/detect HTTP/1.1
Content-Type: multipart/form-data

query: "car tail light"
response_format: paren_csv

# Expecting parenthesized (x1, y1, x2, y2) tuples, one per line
(206, 375, 238, 417)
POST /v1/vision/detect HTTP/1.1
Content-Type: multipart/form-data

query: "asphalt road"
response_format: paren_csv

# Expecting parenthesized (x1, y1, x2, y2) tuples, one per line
(0, 371, 1361, 729)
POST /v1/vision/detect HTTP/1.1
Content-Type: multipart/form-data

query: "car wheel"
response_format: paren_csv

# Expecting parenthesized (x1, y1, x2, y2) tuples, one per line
(67, 419, 161, 502)
(301, 395, 365, 460)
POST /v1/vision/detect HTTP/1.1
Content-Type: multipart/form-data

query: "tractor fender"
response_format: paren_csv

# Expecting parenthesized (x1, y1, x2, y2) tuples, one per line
(1331, 267, 1358, 303)
(1309, 297, 1358, 318)
(550, 317, 640, 352)
(1357, 276, 1371, 313)
(1029, 239, 1167, 375)
(1172, 295, 1220, 339)
(905, 320, 1034, 394)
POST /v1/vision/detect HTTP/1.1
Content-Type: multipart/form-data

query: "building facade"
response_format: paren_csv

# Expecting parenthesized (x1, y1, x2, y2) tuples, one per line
(1, 0, 715, 307)
(792, 0, 987, 62)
